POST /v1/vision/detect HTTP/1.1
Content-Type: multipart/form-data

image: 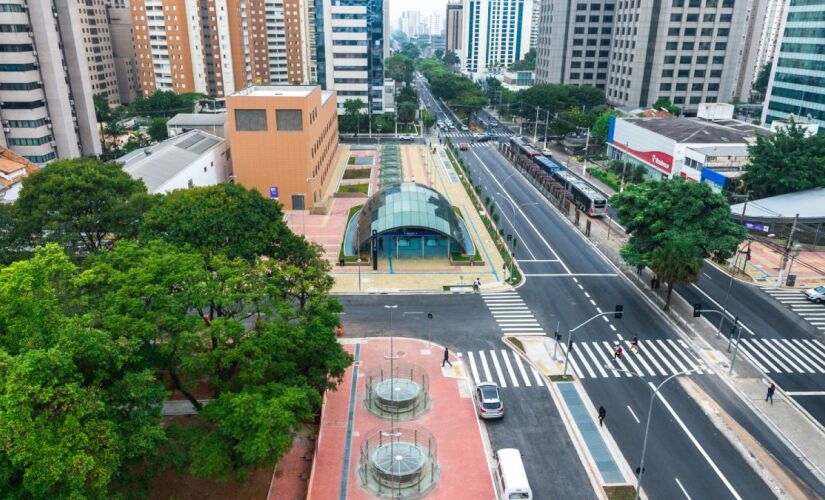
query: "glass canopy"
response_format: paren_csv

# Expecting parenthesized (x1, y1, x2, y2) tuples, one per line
(353, 182, 475, 255)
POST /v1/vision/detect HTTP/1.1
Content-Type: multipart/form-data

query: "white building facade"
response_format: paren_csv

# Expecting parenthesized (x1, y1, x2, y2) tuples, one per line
(460, 0, 533, 79)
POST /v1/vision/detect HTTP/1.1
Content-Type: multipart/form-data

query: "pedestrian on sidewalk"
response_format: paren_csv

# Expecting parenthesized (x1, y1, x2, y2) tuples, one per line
(598, 406, 606, 426)
(766, 383, 776, 404)
(442, 347, 452, 367)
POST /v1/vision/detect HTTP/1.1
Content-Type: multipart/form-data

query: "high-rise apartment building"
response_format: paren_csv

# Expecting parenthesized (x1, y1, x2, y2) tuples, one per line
(762, 0, 825, 128)
(530, 0, 541, 48)
(754, 0, 787, 74)
(130, 0, 314, 99)
(315, 0, 389, 114)
(106, 4, 140, 104)
(460, 0, 533, 78)
(0, 0, 102, 163)
(446, 1, 463, 54)
(74, 0, 120, 105)
(399, 10, 423, 37)
(604, 0, 764, 113)
(534, 0, 614, 88)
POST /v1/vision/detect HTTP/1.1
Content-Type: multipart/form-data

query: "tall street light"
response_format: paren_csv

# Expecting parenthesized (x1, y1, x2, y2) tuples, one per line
(384, 305, 399, 361)
(604, 365, 698, 500)
(495, 193, 538, 280)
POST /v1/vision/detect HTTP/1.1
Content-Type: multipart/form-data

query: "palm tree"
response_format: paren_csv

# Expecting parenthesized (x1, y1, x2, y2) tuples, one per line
(650, 233, 703, 310)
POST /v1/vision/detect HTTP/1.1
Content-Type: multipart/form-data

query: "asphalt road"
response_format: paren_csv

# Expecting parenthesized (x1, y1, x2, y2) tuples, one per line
(677, 264, 825, 426)
(456, 142, 819, 499)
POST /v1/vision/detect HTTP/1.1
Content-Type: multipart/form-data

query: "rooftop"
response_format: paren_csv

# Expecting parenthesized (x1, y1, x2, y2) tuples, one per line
(117, 129, 224, 193)
(167, 112, 227, 127)
(731, 187, 825, 222)
(626, 117, 771, 144)
(688, 145, 750, 156)
(231, 85, 318, 98)
(0, 145, 39, 201)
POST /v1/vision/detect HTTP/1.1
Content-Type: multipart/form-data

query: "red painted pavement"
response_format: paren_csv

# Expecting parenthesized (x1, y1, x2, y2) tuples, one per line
(308, 338, 496, 500)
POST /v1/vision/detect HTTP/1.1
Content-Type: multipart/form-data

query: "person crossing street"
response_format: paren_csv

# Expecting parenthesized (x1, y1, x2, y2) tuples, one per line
(442, 347, 453, 368)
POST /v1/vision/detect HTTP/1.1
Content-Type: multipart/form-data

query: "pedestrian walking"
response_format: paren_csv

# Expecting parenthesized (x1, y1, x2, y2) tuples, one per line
(766, 383, 776, 404)
(630, 335, 639, 353)
(442, 347, 452, 367)
(598, 406, 606, 426)
(613, 344, 624, 360)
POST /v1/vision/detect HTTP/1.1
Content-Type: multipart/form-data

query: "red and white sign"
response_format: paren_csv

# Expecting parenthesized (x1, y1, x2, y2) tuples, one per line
(611, 142, 674, 175)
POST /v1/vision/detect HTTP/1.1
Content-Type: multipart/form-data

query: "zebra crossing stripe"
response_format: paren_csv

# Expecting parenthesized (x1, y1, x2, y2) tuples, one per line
(602, 341, 634, 376)
(576, 347, 599, 378)
(479, 351, 494, 382)
(740, 340, 782, 372)
(589, 342, 616, 377)
(617, 342, 644, 376)
(467, 352, 480, 385)
(784, 339, 825, 372)
(531, 367, 545, 386)
(736, 342, 769, 372)
(559, 344, 584, 378)
(769, 339, 815, 372)
(511, 352, 532, 387)
(500, 350, 519, 388)
(646, 340, 680, 373)
(489, 350, 508, 388)
(805, 339, 825, 358)
(754, 340, 795, 372)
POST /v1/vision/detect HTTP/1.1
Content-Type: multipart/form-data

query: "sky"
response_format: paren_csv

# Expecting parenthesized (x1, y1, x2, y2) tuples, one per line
(391, 0, 447, 21)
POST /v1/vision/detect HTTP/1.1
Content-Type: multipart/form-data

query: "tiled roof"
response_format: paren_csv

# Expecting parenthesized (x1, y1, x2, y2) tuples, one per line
(0, 145, 40, 192)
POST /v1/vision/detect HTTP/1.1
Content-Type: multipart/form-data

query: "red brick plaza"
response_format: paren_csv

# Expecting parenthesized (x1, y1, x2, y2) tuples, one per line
(307, 338, 496, 499)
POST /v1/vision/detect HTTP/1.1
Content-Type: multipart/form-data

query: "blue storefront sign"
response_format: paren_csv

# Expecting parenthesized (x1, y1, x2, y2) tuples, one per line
(744, 221, 770, 232)
(269, 186, 279, 199)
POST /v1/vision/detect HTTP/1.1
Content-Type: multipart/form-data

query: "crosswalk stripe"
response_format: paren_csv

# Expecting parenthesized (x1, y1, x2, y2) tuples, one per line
(657, 340, 690, 372)
(575, 346, 599, 378)
(667, 339, 706, 374)
(637, 342, 669, 376)
(785, 340, 825, 372)
(511, 352, 532, 387)
(489, 350, 508, 388)
(742, 340, 786, 372)
(496, 318, 539, 323)
(737, 342, 769, 372)
(467, 351, 480, 385)
(531, 367, 545, 385)
(768, 339, 815, 372)
(617, 342, 644, 376)
(756, 340, 797, 372)
(806, 339, 825, 357)
(646, 340, 679, 374)
(586, 343, 614, 377)
(602, 341, 634, 376)
(479, 351, 494, 383)
(500, 350, 519, 388)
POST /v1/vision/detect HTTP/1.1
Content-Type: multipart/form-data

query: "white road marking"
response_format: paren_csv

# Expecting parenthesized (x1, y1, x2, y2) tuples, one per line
(467, 352, 480, 384)
(489, 350, 508, 388)
(500, 350, 519, 387)
(531, 367, 545, 385)
(609, 324, 617, 331)
(675, 478, 693, 500)
(652, 384, 742, 500)
(511, 351, 532, 387)
(627, 405, 640, 424)
(785, 391, 825, 396)
(478, 351, 494, 383)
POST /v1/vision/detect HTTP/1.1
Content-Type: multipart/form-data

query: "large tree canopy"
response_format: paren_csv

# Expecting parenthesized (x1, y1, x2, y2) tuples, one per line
(12, 158, 150, 258)
(743, 121, 825, 198)
(141, 183, 292, 261)
(611, 179, 745, 309)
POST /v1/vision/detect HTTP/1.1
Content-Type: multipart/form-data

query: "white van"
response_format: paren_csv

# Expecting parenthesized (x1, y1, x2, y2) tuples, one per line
(495, 448, 532, 499)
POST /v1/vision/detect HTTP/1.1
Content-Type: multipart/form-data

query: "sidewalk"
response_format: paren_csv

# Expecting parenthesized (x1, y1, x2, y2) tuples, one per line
(307, 337, 496, 499)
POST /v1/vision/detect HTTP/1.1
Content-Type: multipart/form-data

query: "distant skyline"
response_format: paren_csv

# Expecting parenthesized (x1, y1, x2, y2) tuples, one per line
(391, 0, 448, 21)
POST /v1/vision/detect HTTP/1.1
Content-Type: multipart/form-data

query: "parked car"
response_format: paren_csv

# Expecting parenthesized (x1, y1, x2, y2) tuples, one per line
(475, 381, 504, 419)
(805, 285, 825, 303)
(475, 134, 492, 142)
(541, 148, 554, 157)
(399, 135, 413, 141)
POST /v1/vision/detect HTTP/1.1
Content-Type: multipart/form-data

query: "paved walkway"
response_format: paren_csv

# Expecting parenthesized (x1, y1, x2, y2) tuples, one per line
(307, 337, 496, 499)
(741, 240, 825, 289)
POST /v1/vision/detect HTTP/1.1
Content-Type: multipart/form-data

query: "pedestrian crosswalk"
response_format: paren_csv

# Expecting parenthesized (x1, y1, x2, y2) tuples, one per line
(482, 291, 546, 336)
(760, 287, 825, 332)
(560, 338, 714, 379)
(739, 338, 825, 374)
(463, 349, 546, 389)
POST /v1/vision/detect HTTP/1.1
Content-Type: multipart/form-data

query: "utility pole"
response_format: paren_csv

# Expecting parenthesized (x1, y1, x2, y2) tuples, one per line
(534, 106, 540, 143)
(582, 128, 591, 177)
(776, 213, 799, 286)
(543, 110, 550, 148)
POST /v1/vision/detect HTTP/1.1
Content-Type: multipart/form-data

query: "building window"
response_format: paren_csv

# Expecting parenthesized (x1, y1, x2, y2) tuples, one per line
(234, 109, 267, 131)
(276, 109, 303, 131)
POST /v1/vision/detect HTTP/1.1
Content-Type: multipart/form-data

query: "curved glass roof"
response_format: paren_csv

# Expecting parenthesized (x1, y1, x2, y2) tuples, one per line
(353, 182, 475, 255)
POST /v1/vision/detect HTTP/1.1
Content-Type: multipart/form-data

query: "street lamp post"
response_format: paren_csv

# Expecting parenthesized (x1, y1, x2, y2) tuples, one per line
(357, 258, 362, 292)
(604, 365, 698, 500)
(563, 307, 624, 376)
(384, 305, 399, 361)
(495, 193, 538, 281)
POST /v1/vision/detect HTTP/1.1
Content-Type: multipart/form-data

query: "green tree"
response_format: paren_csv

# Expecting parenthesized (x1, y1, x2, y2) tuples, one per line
(148, 117, 169, 142)
(743, 121, 825, 198)
(652, 97, 682, 116)
(385, 54, 415, 86)
(341, 98, 365, 135)
(434, 48, 444, 60)
(0, 245, 167, 499)
(591, 110, 623, 142)
(611, 179, 745, 310)
(400, 42, 420, 59)
(93, 95, 112, 124)
(509, 48, 536, 71)
(443, 50, 459, 66)
(13, 159, 149, 258)
(752, 62, 772, 97)
(398, 101, 418, 123)
(141, 183, 292, 262)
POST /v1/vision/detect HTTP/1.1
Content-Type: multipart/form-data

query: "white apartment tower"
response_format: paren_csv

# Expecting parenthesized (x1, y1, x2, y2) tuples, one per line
(460, 0, 533, 78)
(0, 0, 102, 163)
(316, 0, 389, 114)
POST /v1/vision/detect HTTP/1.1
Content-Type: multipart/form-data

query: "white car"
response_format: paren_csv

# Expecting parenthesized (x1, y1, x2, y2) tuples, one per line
(541, 148, 553, 157)
(805, 285, 825, 303)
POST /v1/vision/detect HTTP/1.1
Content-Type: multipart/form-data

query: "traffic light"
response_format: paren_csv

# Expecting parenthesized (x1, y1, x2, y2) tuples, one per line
(693, 303, 702, 317)
(614, 305, 623, 319)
